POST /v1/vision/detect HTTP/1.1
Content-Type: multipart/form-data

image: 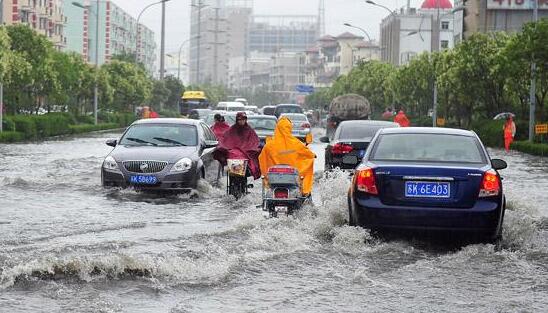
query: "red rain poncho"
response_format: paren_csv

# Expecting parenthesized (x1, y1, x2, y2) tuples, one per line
(211, 121, 230, 141)
(213, 114, 261, 179)
(394, 110, 410, 127)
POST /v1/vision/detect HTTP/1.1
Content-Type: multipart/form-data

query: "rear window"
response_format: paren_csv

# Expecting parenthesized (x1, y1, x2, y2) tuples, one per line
(371, 133, 486, 163)
(338, 124, 396, 140)
(282, 114, 307, 122)
(248, 118, 276, 130)
(263, 107, 276, 115)
(276, 106, 303, 114)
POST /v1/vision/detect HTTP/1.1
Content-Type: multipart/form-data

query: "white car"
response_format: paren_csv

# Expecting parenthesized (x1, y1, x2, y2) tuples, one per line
(216, 101, 246, 112)
(244, 105, 259, 114)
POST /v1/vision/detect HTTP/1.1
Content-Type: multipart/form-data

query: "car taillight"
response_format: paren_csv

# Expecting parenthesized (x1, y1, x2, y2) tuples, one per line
(332, 143, 353, 154)
(301, 122, 311, 129)
(479, 170, 500, 197)
(355, 167, 378, 195)
(274, 188, 289, 198)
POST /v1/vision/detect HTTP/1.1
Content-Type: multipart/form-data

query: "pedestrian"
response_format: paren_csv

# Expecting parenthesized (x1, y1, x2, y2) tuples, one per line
(142, 106, 151, 119)
(394, 109, 410, 127)
(503, 116, 516, 152)
(382, 107, 394, 120)
(149, 108, 159, 118)
(211, 113, 230, 141)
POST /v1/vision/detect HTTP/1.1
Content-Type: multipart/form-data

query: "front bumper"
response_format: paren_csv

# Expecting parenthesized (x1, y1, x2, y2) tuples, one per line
(350, 193, 503, 235)
(101, 168, 199, 191)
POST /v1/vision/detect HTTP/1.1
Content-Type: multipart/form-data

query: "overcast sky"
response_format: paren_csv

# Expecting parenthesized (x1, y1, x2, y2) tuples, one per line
(114, 0, 426, 54)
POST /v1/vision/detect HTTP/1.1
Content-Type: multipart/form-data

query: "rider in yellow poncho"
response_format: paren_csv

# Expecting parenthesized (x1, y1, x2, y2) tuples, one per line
(259, 117, 316, 195)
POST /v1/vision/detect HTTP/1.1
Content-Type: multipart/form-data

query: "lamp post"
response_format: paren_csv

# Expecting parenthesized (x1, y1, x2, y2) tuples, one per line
(343, 23, 372, 41)
(364, 1, 395, 64)
(135, 0, 170, 66)
(72, 1, 99, 125)
(529, 0, 538, 142)
(176, 38, 191, 82)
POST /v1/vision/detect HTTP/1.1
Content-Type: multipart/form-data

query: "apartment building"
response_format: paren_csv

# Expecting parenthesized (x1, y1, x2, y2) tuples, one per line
(1, 0, 66, 50)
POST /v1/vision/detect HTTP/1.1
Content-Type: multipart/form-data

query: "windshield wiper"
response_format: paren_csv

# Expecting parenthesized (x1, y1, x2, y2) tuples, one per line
(153, 137, 187, 146)
(125, 137, 157, 146)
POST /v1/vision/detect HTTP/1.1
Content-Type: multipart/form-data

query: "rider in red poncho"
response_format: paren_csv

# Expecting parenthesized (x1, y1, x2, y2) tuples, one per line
(213, 112, 261, 179)
(211, 113, 230, 141)
(394, 110, 410, 127)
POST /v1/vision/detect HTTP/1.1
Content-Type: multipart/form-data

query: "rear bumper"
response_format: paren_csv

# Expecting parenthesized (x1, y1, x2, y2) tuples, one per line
(101, 169, 199, 191)
(350, 194, 503, 235)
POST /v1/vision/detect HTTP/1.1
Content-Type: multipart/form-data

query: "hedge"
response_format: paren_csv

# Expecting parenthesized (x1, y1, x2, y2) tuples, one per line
(69, 123, 120, 134)
(511, 141, 548, 156)
(0, 131, 25, 143)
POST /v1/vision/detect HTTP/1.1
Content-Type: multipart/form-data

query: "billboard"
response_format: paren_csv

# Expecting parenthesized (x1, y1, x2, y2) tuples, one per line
(487, 0, 548, 10)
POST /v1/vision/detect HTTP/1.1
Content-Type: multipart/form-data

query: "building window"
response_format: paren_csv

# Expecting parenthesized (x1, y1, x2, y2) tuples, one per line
(441, 21, 449, 30)
(441, 40, 449, 49)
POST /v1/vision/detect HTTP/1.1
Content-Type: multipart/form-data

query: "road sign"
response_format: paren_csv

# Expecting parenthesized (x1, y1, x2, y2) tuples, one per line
(295, 84, 314, 93)
(535, 124, 548, 135)
(436, 117, 446, 127)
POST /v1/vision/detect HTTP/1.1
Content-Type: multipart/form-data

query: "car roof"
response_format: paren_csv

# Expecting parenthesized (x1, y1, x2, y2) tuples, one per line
(280, 113, 306, 117)
(132, 118, 202, 126)
(276, 104, 300, 107)
(379, 127, 476, 137)
(247, 114, 277, 119)
(339, 120, 399, 127)
(218, 101, 245, 106)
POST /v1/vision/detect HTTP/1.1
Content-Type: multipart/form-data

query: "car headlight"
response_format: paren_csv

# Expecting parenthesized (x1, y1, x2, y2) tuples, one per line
(103, 156, 120, 172)
(171, 157, 193, 173)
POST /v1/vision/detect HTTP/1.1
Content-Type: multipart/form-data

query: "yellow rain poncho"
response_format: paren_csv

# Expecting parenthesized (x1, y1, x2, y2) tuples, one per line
(259, 117, 316, 195)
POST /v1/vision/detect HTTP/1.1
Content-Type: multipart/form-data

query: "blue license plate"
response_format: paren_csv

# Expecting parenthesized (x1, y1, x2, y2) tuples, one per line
(405, 181, 450, 198)
(130, 175, 158, 185)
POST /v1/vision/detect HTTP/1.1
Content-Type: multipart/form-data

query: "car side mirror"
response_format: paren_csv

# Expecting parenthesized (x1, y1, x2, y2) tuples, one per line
(491, 158, 507, 170)
(319, 136, 330, 143)
(204, 140, 218, 149)
(106, 139, 117, 147)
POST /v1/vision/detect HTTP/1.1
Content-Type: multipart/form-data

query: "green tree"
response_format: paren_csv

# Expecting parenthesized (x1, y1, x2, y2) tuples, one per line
(163, 75, 185, 111)
(147, 79, 171, 110)
(102, 60, 152, 112)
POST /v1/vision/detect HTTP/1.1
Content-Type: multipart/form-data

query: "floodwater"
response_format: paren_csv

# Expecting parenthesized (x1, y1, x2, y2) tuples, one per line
(0, 130, 547, 312)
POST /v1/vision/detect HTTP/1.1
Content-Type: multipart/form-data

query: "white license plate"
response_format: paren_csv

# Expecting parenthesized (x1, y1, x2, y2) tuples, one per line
(275, 206, 288, 213)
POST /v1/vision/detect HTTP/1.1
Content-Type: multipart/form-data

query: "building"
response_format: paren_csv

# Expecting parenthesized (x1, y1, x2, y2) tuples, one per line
(248, 15, 319, 54)
(64, 0, 156, 74)
(1, 0, 66, 50)
(189, 0, 253, 85)
(380, 0, 455, 66)
(455, 0, 548, 41)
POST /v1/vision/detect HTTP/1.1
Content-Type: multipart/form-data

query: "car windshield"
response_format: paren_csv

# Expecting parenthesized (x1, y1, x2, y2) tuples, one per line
(248, 118, 276, 130)
(205, 114, 236, 126)
(339, 124, 395, 140)
(371, 133, 486, 163)
(120, 124, 197, 147)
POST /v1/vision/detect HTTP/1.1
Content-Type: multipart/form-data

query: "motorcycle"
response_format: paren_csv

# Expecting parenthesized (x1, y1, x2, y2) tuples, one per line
(226, 149, 252, 199)
(261, 164, 310, 218)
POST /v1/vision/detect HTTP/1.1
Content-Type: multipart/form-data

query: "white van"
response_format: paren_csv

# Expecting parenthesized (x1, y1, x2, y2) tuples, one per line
(216, 101, 246, 112)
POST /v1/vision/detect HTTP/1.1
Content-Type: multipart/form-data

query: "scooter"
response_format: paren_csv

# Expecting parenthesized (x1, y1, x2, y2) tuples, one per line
(227, 158, 249, 199)
(261, 164, 310, 218)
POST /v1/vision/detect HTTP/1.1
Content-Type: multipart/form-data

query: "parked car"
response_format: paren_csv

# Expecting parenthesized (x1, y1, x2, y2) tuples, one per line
(261, 105, 276, 116)
(188, 109, 212, 121)
(320, 120, 399, 170)
(279, 113, 311, 142)
(101, 118, 219, 191)
(347, 127, 507, 242)
(204, 111, 237, 126)
(247, 115, 277, 145)
(274, 104, 303, 118)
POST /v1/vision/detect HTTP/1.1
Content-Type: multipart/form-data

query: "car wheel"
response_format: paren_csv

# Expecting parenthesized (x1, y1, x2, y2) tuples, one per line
(347, 196, 356, 226)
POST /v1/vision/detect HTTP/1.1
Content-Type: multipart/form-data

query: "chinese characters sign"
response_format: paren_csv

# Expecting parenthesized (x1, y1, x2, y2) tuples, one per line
(488, 0, 548, 9)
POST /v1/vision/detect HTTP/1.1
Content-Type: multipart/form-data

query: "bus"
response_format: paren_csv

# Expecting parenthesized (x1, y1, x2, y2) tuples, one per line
(179, 91, 210, 116)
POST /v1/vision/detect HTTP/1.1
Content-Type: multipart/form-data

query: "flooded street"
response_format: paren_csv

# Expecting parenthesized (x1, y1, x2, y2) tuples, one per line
(1, 131, 547, 312)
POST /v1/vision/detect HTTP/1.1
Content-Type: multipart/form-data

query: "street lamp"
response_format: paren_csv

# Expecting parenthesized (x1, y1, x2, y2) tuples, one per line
(175, 38, 191, 82)
(72, 1, 99, 125)
(343, 23, 372, 42)
(135, 0, 170, 69)
(364, 0, 396, 64)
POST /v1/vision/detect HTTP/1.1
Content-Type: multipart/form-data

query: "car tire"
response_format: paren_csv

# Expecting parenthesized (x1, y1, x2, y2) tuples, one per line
(347, 196, 356, 226)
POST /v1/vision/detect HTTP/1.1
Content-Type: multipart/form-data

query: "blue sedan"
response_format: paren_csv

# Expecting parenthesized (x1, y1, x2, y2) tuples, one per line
(347, 127, 507, 242)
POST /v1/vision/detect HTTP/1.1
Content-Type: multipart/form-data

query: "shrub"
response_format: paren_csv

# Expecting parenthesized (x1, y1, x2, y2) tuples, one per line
(1, 116, 16, 132)
(511, 140, 548, 156)
(158, 110, 181, 118)
(74, 114, 95, 124)
(69, 123, 119, 134)
(11, 115, 37, 139)
(470, 119, 505, 148)
(0, 131, 25, 143)
(33, 113, 72, 137)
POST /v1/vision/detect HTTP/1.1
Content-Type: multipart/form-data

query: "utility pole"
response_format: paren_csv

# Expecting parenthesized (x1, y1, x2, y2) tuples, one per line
(529, 0, 538, 142)
(195, 0, 204, 84)
(160, 0, 166, 81)
(213, 7, 219, 84)
(432, 0, 440, 127)
(93, 0, 99, 125)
